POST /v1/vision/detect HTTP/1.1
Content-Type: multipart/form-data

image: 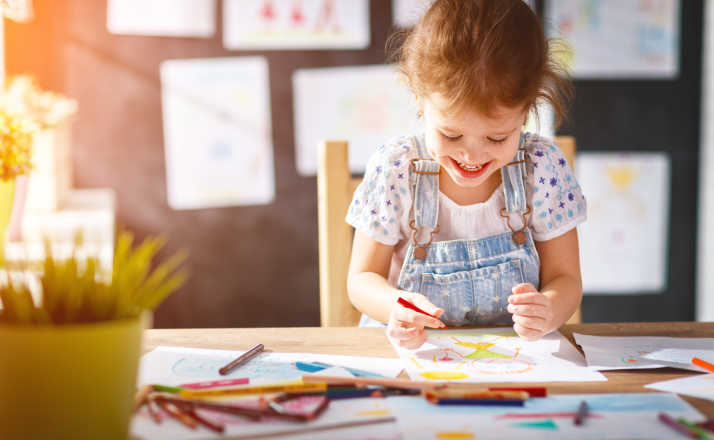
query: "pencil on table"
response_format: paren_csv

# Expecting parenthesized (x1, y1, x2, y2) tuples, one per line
(156, 400, 198, 429)
(219, 343, 264, 375)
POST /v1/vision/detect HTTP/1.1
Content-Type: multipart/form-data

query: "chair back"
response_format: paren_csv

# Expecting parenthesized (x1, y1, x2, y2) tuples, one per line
(317, 136, 580, 327)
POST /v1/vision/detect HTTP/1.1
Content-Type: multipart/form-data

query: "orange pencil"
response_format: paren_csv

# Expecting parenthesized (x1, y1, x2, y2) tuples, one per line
(692, 357, 714, 373)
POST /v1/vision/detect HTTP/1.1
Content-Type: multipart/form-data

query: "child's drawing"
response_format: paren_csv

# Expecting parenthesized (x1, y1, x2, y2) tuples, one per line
(223, 0, 369, 50)
(392, 328, 605, 383)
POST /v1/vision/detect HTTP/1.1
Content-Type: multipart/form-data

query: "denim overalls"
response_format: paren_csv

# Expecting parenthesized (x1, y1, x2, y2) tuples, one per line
(359, 134, 540, 327)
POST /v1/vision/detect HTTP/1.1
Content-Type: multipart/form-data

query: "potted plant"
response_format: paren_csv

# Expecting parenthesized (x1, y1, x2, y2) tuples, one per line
(0, 231, 188, 440)
(0, 109, 34, 264)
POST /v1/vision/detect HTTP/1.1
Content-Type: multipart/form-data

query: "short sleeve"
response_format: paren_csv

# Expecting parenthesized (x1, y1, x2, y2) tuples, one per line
(346, 136, 415, 245)
(526, 135, 587, 241)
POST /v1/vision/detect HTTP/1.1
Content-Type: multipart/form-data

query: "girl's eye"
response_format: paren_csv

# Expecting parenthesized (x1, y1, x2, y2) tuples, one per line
(487, 136, 507, 144)
(440, 132, 462, 141)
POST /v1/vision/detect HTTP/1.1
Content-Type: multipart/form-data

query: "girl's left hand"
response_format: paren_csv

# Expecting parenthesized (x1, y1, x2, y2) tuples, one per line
(507, 283, 553, 341)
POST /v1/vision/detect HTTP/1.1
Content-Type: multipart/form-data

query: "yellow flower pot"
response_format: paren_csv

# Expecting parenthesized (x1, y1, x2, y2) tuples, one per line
(0, 313, 149, 440)
(0, 178, 15, 265)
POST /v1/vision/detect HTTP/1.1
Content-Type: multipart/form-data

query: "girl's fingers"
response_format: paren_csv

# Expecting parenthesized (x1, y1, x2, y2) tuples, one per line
(512, 314, 546, 330)
(393, 305, 445, 329)
(508, 291, 548, 306)
(507, 303, 547, 317)
(511, 283, 537, 294)
(513, 323, 542, 341)
(387, 324, 420, 340)
(397, 329, 428, 349)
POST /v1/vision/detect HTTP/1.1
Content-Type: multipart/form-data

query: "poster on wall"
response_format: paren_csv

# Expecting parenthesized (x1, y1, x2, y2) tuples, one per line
(107, 0, 216, 37)
(392, 0, 535, 28)
(545, 0, 680, 78)
(576, 152, 670, 293)
(292, 64, 421, 177)
(161, 57, 275, 209)
(223, 0, 369, 50)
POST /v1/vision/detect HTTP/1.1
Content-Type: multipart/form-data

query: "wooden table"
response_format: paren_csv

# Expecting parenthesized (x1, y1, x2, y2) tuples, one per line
(144, 322, 714, 417)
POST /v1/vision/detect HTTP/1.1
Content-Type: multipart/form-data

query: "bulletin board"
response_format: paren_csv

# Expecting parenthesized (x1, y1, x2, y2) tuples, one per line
(4, 0, 703, 327)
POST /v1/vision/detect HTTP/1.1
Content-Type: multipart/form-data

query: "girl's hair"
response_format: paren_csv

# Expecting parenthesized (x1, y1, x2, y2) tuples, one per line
(388, 0, 573, 128)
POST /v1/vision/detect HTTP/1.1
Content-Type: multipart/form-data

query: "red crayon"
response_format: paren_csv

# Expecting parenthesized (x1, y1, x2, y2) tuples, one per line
(397, 297, 447, 328)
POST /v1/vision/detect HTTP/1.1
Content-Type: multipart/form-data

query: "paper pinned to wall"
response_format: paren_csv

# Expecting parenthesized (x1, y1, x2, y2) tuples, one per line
(646, 374, 714, 402)
(385, 393, 704, 440)
(107, 0, 216, 37)
(223, 0, 369, 50)
(392, 0, 433, 28)
(573, 333, 714, 370)
(161, 57, 275, 209)
(293, 64, 420, 176)
(576, 152, 670, 294)
(545, 0, 681, 79)
(390, 328, 606, 383)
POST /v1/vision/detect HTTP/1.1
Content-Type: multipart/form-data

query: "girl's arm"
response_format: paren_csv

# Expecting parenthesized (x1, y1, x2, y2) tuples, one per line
(507, 228, 583, 340)
(347, 230, 445, 348)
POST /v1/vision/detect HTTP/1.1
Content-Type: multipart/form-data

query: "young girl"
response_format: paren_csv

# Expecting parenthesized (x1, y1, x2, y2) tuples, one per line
(346, 0, 583, 348)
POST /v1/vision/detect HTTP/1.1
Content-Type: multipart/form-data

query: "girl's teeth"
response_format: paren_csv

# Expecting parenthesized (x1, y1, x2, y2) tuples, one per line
(457, 161, 483, 171)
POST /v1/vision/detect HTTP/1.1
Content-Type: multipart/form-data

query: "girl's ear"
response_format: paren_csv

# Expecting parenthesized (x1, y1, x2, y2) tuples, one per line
(414, 94, 424, 118)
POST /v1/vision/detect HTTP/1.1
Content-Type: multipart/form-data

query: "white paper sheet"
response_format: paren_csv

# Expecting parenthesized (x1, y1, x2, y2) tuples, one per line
(576, 152, 670, 294)
(138, 346, 404, 387)
(646, 374, 714, 402)
(132, 397, 395, 440)
(385, 393, 703, 440)
(107, 0, 216, 37)
(545, 0, 680, 79)
(573, 333, 714, 370)
(390, 328, 606, 383)
(293, 64, 420, 176)
(640, 348, 714, 373)
(161, 57, 275, 209)
(223, 0, 369, 50)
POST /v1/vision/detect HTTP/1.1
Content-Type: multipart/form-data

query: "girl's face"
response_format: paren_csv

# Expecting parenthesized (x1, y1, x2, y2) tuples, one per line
(421, 93, 527, 194)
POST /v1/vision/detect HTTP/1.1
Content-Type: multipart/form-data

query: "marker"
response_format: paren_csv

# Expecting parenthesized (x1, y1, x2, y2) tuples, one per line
(219, 343, 264, 375)
(397, 297, 447, 328)
(180, 378, 250, 389)
(573, 400, 587, 426)
(692, 357, 714, 373)
(658, 413, 698, 439)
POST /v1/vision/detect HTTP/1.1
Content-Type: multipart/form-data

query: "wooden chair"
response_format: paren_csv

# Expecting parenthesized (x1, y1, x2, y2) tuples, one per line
(317, 136, 580, 327)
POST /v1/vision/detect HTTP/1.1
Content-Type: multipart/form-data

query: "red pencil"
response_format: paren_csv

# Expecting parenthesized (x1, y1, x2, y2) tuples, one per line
(397, 297, 447, 328)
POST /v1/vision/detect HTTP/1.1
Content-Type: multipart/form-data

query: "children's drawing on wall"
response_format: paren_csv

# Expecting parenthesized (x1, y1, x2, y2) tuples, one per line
(391, 328, 606, 383)
(545, 0, 680, 78)
(160, 57, 275, 210)
(223, 0, 369, 50)
(576, 152, 670, 293)
(107, 0, 216, 37)
(392, 0, 433, 28)
(293, 65, 420, 176)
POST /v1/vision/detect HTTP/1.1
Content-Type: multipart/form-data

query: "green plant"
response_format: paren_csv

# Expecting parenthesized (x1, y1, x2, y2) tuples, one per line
(0, 231, 188, 325)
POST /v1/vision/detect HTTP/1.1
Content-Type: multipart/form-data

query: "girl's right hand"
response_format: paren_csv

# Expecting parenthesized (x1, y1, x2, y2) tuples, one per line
(387, 293, 446, 349)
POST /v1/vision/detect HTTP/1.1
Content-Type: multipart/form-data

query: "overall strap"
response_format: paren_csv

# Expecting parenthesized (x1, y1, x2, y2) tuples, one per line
(500, 133, 531, 244)
(411, 135, 440, 230)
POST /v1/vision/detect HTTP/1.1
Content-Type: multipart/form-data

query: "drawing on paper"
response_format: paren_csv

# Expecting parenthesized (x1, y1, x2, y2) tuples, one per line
(392, 328, 606, 383)
(224, 0, 369, 50)
(170, 355, 300, 381)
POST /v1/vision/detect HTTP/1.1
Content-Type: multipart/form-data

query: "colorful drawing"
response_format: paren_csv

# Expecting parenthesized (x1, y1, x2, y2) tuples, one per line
(391, 328, 605, 383)
(545, 0, 680, 78)
(223, 0, 369, 50)
(576, 152, 669, 293)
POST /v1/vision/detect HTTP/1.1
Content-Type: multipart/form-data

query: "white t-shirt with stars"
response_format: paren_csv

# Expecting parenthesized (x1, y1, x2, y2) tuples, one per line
(345, 132, 587, 288)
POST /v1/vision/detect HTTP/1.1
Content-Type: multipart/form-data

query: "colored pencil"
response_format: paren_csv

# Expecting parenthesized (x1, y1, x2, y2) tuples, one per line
(425, 389, 529, 401)
(573, 400, 587, 426)
(134, 384, 154, 412)
(693, 357, 714, 373)
(156, 400, 198, 429)
(179, 381, 327, 399)
(219, 343, 264, 375)
(489, 386, 547, 397)
(180, 378, 249, 389)
(302, 374, 443, 391)
(153, 384, 184, 393)
(146, 394, 163, 424)
(658, 413, 698, 439)
(184, 408, 225, 433)
(397, 297, 447, 328)
(434, 398, 525, 406)
(679, 418, 714, 440)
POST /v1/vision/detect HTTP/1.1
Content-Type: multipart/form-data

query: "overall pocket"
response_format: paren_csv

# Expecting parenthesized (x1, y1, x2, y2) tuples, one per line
(420, 271, 472, 326)
(471, 259, 525, 325)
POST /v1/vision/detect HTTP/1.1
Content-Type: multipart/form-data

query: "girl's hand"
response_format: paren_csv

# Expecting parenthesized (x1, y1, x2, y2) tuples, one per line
(507, 283, 554, 341)
(387, 293, 446, 349)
